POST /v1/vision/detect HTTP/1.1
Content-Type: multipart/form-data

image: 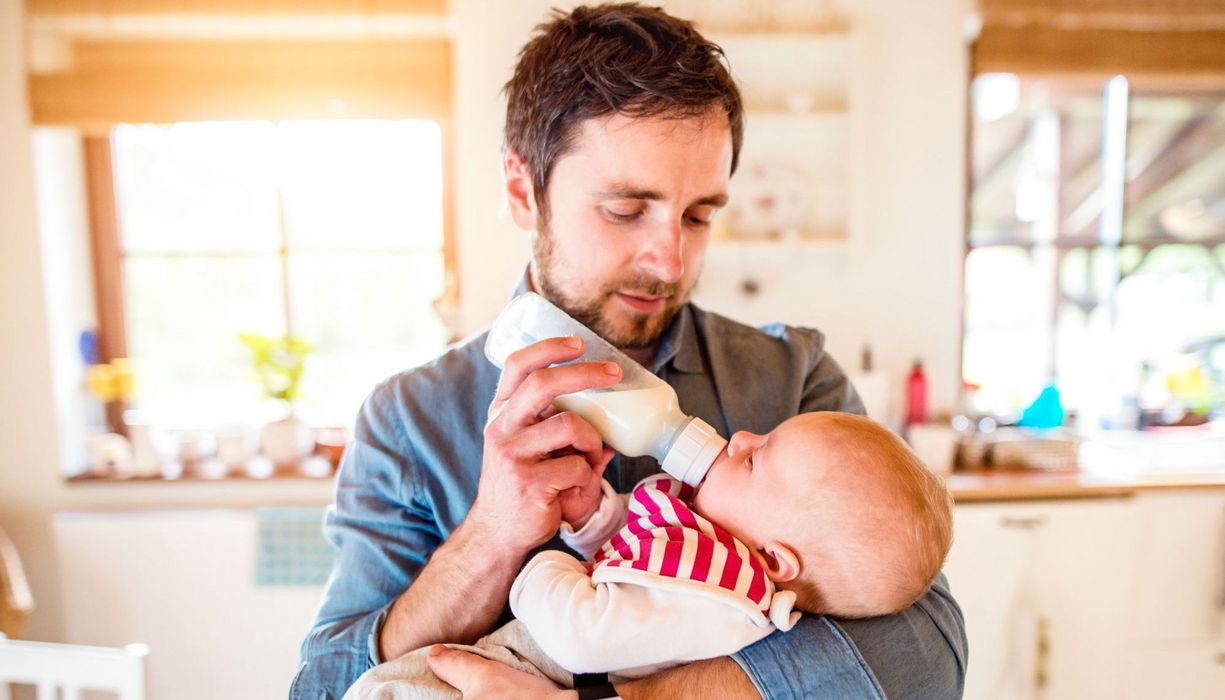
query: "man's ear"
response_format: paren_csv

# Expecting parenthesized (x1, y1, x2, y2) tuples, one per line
(759, 541, 800, 583)
(504, 150, 539, 231)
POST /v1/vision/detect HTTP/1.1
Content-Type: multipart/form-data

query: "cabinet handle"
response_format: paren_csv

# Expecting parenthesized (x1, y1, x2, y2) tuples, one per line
(1035, 616, 1050, 689)
(1001, 516, 1048, 530)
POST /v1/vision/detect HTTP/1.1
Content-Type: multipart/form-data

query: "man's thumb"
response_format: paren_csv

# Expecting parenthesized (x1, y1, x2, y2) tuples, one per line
(426, 644, 470, 689)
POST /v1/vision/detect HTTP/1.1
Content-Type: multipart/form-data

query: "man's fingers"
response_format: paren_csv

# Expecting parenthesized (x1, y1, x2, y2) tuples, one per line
(497, 362, 621, 428)
(493, 337, 585, 402)
(511, 411, 606, 466)
(537, 454, 595, 494)
(427, 645, 483, 692)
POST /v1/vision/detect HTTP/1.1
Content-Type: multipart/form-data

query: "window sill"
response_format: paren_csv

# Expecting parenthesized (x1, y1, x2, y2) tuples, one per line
(59, 465, 337, 511)
(65, 469, 334, 485)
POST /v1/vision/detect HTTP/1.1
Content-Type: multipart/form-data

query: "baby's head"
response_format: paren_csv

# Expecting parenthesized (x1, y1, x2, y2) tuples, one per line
(691, 412, 953, 619)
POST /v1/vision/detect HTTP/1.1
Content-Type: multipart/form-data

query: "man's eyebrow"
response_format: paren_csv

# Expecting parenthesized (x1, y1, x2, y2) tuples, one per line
(594, 184, 728, 208)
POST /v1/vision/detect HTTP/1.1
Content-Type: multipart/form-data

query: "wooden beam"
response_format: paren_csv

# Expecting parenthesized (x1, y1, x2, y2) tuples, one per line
(29, 38, 451, 128)
(436, 116, 462, 344)
(83, 136, 129, 434)
(1126, 111, 1225, 209)
(27, 1, 447, 16)
(975, 27, 1225, 83)
(979, 0, 1225, 31)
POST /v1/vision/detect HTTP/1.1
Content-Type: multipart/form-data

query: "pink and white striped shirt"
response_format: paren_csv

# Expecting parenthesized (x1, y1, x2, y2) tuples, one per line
(591, 474, 778, 623)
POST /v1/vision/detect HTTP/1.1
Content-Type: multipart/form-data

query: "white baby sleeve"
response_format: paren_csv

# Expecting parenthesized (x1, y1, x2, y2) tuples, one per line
(509, 550, 776, 677)
(558, 478, 626, 561)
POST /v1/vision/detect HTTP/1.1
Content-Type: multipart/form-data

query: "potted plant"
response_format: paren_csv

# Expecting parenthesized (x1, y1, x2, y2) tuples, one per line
(239, 332, 314, 469)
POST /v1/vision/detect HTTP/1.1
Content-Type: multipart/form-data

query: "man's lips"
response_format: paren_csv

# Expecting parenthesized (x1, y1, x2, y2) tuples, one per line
(614, 291, 667, 313)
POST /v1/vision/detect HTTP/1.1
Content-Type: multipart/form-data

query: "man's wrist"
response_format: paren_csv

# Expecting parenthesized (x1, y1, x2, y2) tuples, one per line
(451, 511, 532, 571)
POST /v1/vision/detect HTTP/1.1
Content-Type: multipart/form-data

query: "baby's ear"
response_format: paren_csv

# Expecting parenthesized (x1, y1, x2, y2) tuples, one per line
(759, 541, 800, 583)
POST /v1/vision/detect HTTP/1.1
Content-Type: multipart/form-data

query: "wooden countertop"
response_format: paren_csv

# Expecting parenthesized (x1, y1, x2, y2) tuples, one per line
(945, 468, 1225, 502)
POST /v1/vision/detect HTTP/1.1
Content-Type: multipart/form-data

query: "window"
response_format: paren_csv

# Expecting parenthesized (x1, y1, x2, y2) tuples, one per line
(964, 74, 1225, 427)
(93, 119, 451, 432)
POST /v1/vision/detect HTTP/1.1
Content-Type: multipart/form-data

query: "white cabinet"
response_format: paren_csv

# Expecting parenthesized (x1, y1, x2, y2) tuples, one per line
(947, 491, 1225, 700)
(1123, 491, 1225, 700)
(945, 499, 1135, 700)
(1122, 645, 1225, 699)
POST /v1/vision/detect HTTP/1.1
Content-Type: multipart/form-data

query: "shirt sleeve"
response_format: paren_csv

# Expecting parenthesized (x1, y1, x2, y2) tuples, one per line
(290, 381, 442, 700)
(731, 575, 967, 700)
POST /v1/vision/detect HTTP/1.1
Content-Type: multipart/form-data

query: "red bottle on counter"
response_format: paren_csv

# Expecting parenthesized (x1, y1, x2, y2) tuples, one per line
(905, 360, 928, 427)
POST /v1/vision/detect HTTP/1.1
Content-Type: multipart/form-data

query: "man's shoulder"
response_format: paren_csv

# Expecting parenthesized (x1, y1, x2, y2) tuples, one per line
(688, 305, 830, 360)
(361, 330, 497, 428)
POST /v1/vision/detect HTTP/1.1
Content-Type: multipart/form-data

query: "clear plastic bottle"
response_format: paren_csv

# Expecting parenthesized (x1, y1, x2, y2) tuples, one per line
(485, 292, 727, 486)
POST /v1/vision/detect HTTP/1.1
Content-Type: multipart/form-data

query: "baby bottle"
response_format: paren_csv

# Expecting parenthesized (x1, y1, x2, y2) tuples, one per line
(485, 292, 727, 487)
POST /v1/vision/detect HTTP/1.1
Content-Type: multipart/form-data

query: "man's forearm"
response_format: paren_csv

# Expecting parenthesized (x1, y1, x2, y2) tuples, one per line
(616, 657, 759, 700)
(378, 518, 525, 661)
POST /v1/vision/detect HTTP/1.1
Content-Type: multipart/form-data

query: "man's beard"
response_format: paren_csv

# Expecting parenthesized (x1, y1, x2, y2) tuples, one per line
(532, 224, 692, 349)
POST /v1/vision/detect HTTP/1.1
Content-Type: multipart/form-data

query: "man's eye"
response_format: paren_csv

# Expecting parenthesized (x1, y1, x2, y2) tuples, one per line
(686, 215, 712, 227)
(604, 208, 641, 223)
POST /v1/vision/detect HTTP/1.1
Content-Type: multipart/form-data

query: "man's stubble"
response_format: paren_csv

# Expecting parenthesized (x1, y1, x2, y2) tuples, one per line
(530, 222, 698, 351)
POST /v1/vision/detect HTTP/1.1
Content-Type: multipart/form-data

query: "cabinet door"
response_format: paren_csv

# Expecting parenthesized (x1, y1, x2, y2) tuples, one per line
(1032, 500, 1135, 700)
(1123, 645, 1225, 700)
(946, 500, 1135, 700)
(945, 503, 1047, 700)
(1127, 491, 1225, 644)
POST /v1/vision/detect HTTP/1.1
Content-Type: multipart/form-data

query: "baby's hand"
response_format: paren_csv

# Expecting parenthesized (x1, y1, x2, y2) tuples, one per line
(559, 447, 612, 530)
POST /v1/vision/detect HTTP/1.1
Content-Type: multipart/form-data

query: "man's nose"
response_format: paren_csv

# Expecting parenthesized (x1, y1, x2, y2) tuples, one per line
(636, 219, 684, 284)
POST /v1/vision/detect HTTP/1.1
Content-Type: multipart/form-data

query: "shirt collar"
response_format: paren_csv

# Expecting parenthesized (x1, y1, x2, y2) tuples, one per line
(650, 304, 704, 375)
(508, 268, 705, 376)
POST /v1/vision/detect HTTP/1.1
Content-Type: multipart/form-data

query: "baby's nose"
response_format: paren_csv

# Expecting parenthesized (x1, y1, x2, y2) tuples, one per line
(727, 431, 756, 454)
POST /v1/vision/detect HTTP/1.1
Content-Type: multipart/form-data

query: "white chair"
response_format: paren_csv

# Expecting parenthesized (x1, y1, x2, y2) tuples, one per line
(0, 637, 148, 700)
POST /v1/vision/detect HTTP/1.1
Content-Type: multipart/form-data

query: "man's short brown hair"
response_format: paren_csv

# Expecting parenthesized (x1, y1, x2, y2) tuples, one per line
(504, 2, 744, 214)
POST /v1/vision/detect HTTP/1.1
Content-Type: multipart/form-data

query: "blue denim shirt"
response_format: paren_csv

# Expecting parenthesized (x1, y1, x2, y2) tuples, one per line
(291, 302, 967, 699)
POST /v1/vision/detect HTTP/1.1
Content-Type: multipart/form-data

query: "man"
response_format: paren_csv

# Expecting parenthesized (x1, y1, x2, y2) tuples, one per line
(292, 4, 966, 699)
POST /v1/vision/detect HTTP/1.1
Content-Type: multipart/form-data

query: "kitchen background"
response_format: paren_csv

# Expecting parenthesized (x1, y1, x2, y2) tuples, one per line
(1, 0, 1222, 699)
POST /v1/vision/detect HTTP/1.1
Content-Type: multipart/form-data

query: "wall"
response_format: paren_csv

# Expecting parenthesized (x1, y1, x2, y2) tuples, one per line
(55, 510, 324, 700)
(0, 0, 973, 675)
(0, 0, 71, 642)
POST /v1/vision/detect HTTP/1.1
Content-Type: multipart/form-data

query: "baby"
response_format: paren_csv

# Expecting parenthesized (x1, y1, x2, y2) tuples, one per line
(345, 411, 954, 698)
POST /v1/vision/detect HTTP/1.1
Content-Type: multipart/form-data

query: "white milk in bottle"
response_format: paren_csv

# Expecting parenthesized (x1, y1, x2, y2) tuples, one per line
(485, 293, 727, 486)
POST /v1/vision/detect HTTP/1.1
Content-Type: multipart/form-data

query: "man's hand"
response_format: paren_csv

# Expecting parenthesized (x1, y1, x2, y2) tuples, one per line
(376, 337, 619, 662)
(469, 336, 620, 557)
(427, 645, 577, 700)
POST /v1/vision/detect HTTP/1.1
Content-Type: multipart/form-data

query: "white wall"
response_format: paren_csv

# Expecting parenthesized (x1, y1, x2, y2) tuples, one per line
(0, 0, 73, 643)
(0, 0, 974, 672)
(55, 510, 324, 700)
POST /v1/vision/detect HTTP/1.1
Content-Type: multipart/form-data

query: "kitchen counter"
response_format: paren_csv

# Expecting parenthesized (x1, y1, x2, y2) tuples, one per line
(945, 468, 1225, 502)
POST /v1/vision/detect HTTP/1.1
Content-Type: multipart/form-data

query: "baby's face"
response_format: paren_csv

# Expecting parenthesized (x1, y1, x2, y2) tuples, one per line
(691, 413, 834, 554)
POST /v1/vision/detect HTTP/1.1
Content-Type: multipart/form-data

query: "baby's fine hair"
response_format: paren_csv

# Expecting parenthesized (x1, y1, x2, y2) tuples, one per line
(788, 413, 954, 619)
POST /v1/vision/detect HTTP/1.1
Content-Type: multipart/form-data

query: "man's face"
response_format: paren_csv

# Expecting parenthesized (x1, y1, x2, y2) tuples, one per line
(520, 109, 733, 349)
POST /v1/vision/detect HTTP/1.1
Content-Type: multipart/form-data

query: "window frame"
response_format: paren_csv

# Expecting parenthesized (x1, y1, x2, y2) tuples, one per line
(961, 69, 1225, 419)
(82, 122, 460, 436)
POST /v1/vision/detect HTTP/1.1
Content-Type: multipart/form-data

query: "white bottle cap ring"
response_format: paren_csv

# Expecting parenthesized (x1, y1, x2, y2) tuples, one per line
(660, 417, 728, 487)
